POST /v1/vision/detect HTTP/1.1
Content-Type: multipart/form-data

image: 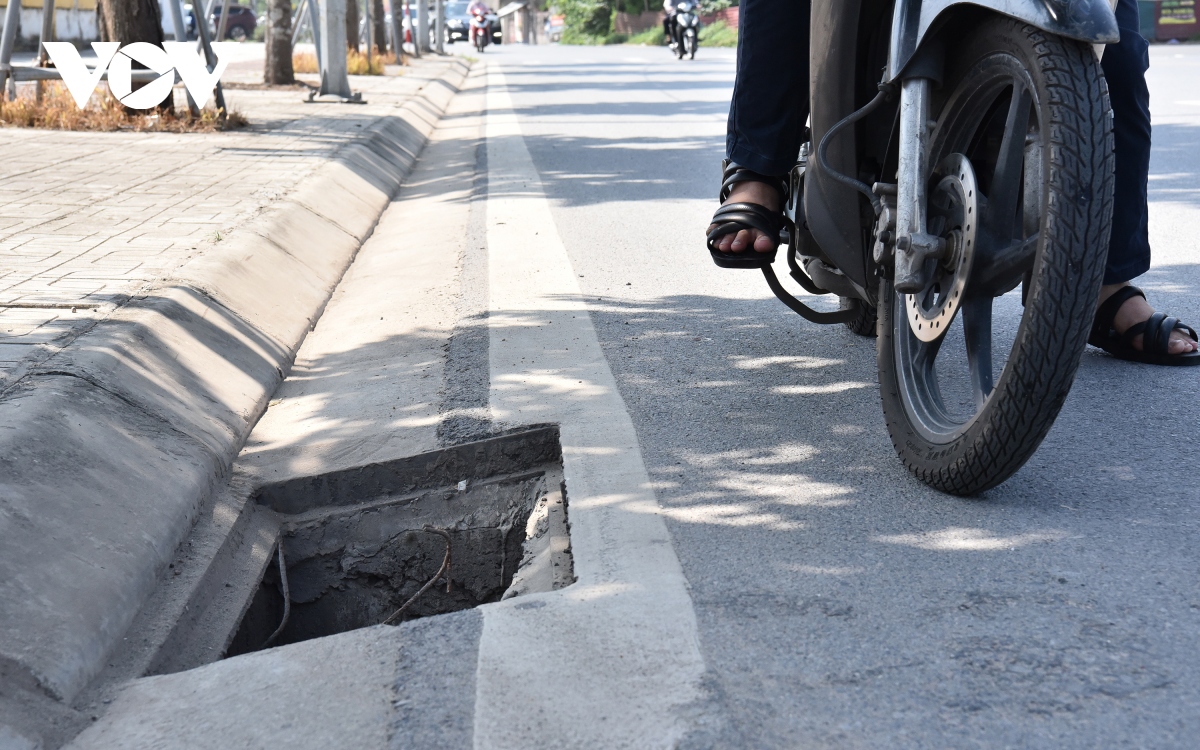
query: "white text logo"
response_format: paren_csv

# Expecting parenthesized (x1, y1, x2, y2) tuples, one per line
(43, 42, 227, 110)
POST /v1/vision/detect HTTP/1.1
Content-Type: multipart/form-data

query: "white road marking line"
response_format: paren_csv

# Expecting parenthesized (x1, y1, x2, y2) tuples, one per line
(473, 63, 705, 750)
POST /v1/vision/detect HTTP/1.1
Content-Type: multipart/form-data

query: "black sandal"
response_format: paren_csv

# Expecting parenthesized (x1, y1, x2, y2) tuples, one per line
(1089, 285, 1200, 366)
(706, 161, 788, 269)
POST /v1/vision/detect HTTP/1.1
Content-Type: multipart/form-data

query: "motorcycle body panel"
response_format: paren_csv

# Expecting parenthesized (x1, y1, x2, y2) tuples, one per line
(804, 0, 871, 292)
(886, 0, 1119, 81)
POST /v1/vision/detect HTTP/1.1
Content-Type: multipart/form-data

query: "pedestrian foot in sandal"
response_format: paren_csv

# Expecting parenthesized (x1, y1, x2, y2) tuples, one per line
(1091, 283, 1200, 366)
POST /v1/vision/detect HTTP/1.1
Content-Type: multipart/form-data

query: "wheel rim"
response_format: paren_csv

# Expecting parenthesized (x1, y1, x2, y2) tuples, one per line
(893, 53, 1044, 444)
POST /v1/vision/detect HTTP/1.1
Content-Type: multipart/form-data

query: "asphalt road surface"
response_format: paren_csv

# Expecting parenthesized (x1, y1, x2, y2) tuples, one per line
(470, 42, 1200, 747)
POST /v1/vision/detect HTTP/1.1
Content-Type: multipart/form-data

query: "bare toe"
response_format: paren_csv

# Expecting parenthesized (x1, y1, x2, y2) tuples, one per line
(729, 229, 754, 252)
(753, 230, 775, 253)
(1170, 330, 1199, 354)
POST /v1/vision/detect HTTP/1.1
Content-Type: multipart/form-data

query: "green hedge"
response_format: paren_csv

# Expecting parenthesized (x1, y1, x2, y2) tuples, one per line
(698, 19, 737, 46)
(626, 26, 668, 45)
(559, 0, 613, 43)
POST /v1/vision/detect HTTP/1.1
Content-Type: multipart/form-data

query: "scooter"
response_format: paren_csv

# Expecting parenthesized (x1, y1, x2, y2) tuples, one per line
(672, 0, 699, 59)
(471, 10, 490, 52)
(713, 0, 1119, 494)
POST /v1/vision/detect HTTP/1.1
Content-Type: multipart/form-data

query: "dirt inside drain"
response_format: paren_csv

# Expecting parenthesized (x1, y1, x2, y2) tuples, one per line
(226, 426, 573, 655)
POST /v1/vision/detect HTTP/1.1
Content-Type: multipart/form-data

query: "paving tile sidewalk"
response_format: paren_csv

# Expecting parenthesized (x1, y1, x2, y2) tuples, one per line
(0, 51, 458, 388)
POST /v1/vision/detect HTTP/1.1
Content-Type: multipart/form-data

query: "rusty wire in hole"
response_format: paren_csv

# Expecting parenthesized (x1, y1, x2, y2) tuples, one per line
(383, 526, 452, 626)
(262, 537, 291, 648)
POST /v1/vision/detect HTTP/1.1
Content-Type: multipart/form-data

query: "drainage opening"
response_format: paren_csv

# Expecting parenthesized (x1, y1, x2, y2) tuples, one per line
(226, 426, 573, 656)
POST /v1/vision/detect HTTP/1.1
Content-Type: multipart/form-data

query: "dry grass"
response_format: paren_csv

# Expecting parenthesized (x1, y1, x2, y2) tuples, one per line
(0, 82, 247, 132)
(293, 48, 403, 76)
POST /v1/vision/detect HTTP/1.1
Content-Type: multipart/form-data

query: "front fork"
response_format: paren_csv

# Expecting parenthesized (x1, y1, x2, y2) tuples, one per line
(880, 78, 946, 294)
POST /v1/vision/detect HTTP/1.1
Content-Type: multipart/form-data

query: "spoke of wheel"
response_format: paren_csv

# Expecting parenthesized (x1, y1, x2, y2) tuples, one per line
(961, 296, 994, 408)
(984, 81, 1033, 242)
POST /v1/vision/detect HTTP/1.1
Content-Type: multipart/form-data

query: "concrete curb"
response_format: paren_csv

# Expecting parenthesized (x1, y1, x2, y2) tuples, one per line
(0, 59, 470, 712)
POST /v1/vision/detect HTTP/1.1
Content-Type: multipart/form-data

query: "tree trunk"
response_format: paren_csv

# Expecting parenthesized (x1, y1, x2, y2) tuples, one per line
(264, 0, 295, 84)
(371, 0, 387, 52)
(96, 0, 172, 112)
(345, 0, 360, 52)
(97, 0, 165, 46)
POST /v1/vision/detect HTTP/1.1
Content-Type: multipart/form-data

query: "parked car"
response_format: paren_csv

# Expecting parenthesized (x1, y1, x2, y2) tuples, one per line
(210, 4, 257, 41)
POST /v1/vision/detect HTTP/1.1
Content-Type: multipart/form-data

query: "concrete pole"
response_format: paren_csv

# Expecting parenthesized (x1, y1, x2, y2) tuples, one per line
(363, 0, 370, 66)
(309, 0, 324, 68)
(389, 0, 403, 56)
(406, 0, 419, 56)
(167, 0, 189, 41)
(388, 0, 403, 54)
(193, 0, 228, 111)
(38, 0, 53, 61)
(318, 0, 352, 97)
(434, 0, 443, 54)
(168, 0, 201, 114)
(34, 0, 53, 100)
(416, 0, 428, 53)
(217, 0, 233, 42)
(0, 0, 22, 100)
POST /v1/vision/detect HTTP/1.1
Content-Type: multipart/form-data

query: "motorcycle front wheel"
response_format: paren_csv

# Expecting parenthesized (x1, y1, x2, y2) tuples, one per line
(686, 29, 696, 59)
(878, 17, 1114, 495)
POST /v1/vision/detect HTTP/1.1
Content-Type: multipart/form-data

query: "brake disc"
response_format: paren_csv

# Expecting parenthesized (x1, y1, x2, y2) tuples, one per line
(905, 153, 979, 343)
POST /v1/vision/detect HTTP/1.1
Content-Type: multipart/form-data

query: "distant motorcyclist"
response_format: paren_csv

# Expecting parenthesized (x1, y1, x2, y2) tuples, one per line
(662, 0, 678, 47)
(467, 0, 491, 47)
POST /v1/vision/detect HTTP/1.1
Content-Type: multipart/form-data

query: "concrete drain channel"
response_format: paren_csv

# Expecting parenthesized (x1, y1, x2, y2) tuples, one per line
(152, 425, 573, 671)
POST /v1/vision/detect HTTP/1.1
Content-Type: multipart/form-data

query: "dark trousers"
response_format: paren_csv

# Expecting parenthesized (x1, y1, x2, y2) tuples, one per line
(727, 0, 1152, 285)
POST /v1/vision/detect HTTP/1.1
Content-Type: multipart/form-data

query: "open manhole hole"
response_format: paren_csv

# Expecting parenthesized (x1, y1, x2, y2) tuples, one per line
(226, 425, 573, 656)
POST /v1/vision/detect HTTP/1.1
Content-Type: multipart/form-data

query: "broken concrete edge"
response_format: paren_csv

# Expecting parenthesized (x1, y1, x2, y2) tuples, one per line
(255, 423, 564, 514)
(0, 57, 472, 722)
(145, 424, 563, 677)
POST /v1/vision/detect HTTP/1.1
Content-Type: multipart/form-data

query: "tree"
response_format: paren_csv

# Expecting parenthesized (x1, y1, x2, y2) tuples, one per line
(346, 0, 360, 52)
(97, 0, 165, 45)
(96, 0, 172, 112)
(264, 0, 295, 84)
(371, 0, 388, 52)
(560, 0, 611, 41)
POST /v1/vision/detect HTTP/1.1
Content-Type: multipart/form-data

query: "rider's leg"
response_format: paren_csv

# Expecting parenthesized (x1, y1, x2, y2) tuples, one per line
(1096, 0, 1197, 354)
(710, 0, 809, 254)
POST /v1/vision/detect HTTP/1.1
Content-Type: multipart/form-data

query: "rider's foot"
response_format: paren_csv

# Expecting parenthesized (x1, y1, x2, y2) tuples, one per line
(707, 180, 780, 255)
(1097, 282, 1199, 355)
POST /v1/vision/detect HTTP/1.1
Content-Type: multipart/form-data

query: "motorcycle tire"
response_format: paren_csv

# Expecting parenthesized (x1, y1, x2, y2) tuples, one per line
(841, 297, 876, 338)
(877, 17, 1114, 495)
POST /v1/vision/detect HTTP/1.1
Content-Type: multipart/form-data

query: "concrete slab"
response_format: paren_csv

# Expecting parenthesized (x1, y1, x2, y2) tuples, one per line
(68, 625, 403, 750)
(33, 286, 287, 461)
(66, 611, 483, 750)
(0, 376, 221, 703)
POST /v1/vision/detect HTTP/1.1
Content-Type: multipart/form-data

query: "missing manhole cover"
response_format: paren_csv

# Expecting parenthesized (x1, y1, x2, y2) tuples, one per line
(226, 426, 573, 656)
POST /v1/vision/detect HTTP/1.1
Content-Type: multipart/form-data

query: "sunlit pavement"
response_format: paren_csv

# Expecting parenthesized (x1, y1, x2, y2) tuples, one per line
(473, 41, 1200, 747)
